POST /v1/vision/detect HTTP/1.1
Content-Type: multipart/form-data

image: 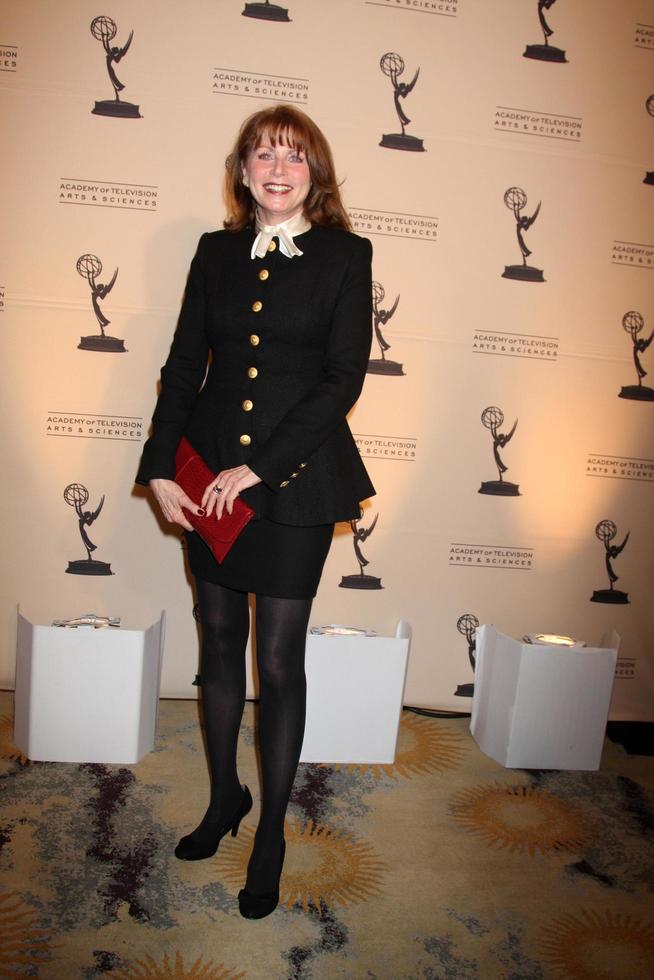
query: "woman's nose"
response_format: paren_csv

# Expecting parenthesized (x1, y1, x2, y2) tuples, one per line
(272, 155, 287, 176)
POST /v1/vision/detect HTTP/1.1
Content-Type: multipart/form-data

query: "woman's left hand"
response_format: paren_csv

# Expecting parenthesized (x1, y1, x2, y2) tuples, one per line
(202, 464, 261, 519)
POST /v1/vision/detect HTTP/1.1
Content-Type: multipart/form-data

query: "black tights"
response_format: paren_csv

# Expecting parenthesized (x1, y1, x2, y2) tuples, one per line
(195, 578, 313, 890)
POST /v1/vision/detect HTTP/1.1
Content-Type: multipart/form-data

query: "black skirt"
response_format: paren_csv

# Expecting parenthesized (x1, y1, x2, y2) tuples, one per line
(186, 517, 334, 599)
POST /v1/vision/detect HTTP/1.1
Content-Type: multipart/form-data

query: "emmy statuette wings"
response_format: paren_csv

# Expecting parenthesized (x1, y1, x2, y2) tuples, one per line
(174, 438, 255, 563)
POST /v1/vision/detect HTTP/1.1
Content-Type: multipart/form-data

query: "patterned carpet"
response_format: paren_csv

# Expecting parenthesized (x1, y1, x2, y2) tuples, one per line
(1, 690, 653, 979)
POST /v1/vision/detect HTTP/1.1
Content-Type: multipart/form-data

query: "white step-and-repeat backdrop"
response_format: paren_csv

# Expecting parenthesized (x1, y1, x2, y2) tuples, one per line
(2, 0, 653, 717)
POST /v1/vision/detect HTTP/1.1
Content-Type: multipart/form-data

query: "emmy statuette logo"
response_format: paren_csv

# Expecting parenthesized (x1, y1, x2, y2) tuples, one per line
(339, 514, 383, 590)
(242, 0, 290, 21)
(644, 96, 654, 186)
(379, 53, 425, 153)
(64, 483, 113, 575)
(454, 613, 479, 697)
(90, 16, 141, 118)
(76, 254, 126, 352)
(590, 520, 630, 604)
(478, 406, 520, 496)
(619, 311, 654, 401)
(523, 0, 568, 63)
(368, 281, 404, 376)
(502, 187, 545, 282)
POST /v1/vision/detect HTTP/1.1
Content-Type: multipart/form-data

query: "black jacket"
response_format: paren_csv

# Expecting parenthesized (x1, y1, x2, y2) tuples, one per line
(136, 224, 376, 525)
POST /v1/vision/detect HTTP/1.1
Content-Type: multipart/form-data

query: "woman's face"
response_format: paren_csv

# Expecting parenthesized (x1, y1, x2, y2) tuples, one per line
(242, 135, 311, 226)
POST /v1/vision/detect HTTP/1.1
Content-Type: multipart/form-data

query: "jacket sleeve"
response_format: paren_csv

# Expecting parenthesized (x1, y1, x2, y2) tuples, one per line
(135, 234, 211, 485)
(248, 235, 373, 490)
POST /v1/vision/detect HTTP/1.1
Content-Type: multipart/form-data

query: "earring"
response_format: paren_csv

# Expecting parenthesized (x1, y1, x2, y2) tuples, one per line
(242, 176, 249, 188)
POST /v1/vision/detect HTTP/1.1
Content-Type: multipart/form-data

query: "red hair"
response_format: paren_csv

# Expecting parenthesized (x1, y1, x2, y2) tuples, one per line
(224, 105, 351, 231)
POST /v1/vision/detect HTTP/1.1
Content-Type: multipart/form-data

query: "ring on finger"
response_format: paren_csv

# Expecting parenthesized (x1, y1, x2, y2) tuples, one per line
(213, 485, 223, 495)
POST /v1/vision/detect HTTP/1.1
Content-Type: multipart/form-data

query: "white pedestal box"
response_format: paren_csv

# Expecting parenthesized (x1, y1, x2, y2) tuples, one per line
(14, 612, 165, 764)
(470, 625, 619, 771)
(299, 621, 411, 764)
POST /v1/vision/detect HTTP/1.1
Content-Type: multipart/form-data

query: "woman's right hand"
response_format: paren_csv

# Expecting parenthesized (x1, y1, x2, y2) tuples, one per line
(149, 478, 202, 532)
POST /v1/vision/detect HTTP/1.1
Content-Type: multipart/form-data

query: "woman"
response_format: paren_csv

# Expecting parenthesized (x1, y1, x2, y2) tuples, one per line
(136, 105, 374, 919)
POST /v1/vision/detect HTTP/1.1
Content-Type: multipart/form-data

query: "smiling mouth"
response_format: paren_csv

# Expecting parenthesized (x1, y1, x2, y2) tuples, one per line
(263, 183, 292, 194)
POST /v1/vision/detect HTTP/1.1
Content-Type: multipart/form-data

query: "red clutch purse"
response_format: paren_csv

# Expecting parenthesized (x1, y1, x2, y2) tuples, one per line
(174, 437, 255, 563)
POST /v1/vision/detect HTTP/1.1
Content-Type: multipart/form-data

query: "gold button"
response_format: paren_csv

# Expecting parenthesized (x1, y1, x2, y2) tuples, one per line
(247, 366, 258, 379)
(258, 269, 269, 281)
(250, 334, 260, 346)
(279, 480, 290, 488)
(299, 462, 307, 468)
(240, 434, 251, 446)
(291, 471, 299, 478)
(252, 300, 263, 313)
(267, 240, 276, 252)
(242, 399, 253, 412)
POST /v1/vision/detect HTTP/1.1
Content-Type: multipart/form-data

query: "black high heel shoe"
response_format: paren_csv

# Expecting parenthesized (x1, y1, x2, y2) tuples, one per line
(174, 785, 252, 861)
(238, 838, 286, 920)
